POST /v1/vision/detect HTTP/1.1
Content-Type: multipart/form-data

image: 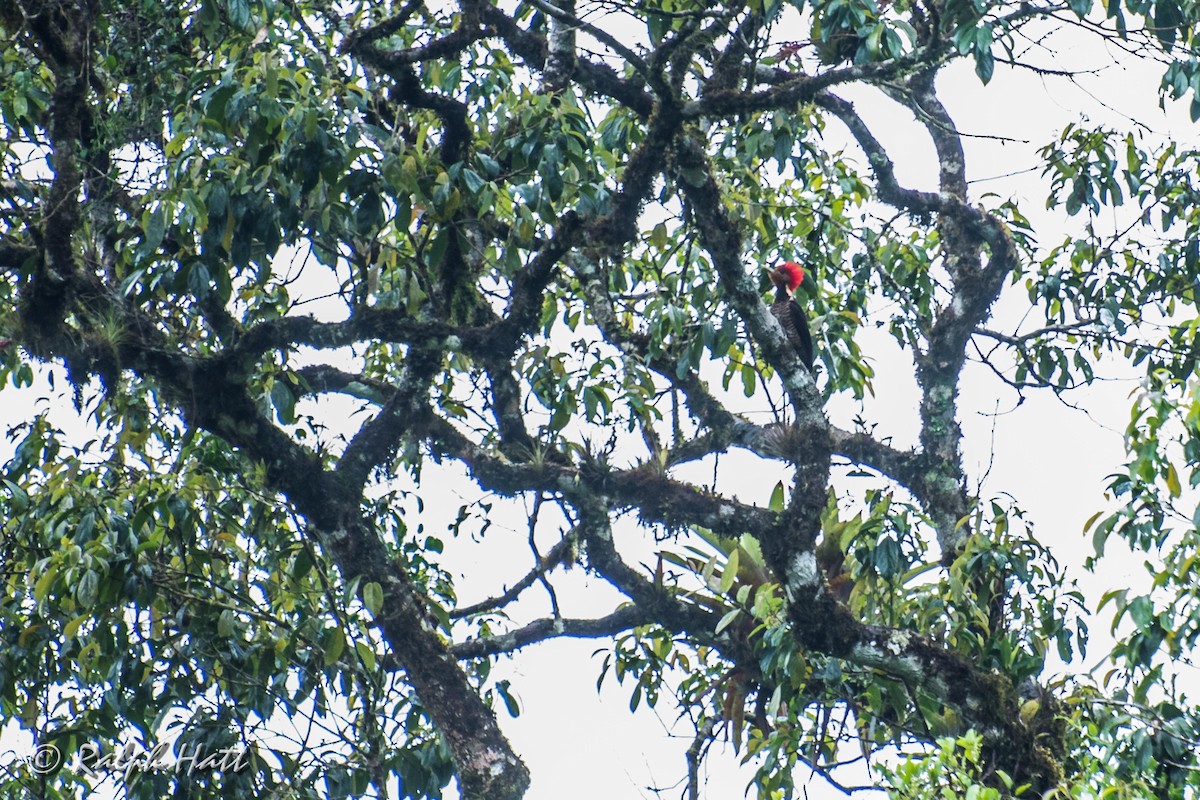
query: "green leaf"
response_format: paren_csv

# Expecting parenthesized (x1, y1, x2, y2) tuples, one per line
(356, 641, 377, 672)
(3, 479, 30, 513)
(270, 380, 296, 424)
(324, 628, 346, 666)
(462, 168, 486, 193)
(715, 608, 740, 634)
(188, 261, 212, 299)
(769, 481, 786, 512)
(224, 0, 252, 30)
(974, 49, 995, 84)
(1091, 513, 1117, 557)
(720, 548, 740, 595)
(76, 570, 99, 608)
(33, 567, 58, 602)
(1153, 0, 1183, 47)
(218, 608, 235, 638)
(143, 207, 166, 253)
(1165, 463, 1181, 497)
(741, 362, 757, 397)
(64, 615, 88, 639)
(477, 153, 501, 177)
(355, 191, 383, 235)
(1127, 595, 1153, 627)
(363, 581, 383, 616)
(426, 228, 450, 267)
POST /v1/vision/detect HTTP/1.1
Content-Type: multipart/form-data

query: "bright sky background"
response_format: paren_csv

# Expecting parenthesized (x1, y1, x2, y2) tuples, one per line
(3, 9, 1199, 800)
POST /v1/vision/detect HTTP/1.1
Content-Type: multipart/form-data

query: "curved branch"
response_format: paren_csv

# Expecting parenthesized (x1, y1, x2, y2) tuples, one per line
(828, 426, 926, 488)
(574, 503, 755, 667)
(479, 4, 655, 115)
(335, 347, 443, 491)
(817, 72, 1021, 560)
(295, 364, 395, 404)
(338, 0, 425, 50)
(975, 318, 1099, 345)
(684, 50, 949, 119)
(420, 414, 779, 538)
(452, 530, 580, 619)
(341, 0, 484, 66)
(814, 92, 942, 215)
(450, 606, 650, 658)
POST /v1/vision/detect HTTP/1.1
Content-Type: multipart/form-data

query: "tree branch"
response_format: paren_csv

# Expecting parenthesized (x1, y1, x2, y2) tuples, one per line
(450, 606, 650, 658)
(479, 4, 655, 116)
(452, 530, 580, 619)
(335, 347, 443, 491)
(521, 0, 650, 79)
(975, 318, 1099, 345)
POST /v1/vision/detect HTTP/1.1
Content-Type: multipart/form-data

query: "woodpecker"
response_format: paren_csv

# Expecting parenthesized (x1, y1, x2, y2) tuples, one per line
(764, 261, 814, 372)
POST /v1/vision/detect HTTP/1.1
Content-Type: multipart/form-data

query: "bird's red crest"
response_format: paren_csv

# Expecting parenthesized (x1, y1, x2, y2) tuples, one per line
(777, 261, 805, 291)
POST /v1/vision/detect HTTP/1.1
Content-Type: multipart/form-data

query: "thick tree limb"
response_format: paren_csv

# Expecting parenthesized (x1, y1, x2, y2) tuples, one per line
(540, 0, 577, 92)
(683, 50, 944, 119)
(522, 0, 649, 79)
(335, 347, 443, 491)
(817, 75, 1021, 560)
(295, 364, 395, 404)
(18, 0, 90, 343)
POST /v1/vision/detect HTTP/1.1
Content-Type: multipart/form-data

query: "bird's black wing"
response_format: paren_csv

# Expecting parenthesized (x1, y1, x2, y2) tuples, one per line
(787, 299, 815, 372)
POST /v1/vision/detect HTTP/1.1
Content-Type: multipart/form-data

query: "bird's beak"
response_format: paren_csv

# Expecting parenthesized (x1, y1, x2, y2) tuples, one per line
(763, 265, 782, 285)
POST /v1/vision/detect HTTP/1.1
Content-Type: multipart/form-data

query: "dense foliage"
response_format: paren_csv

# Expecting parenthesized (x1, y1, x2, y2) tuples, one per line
(2, 0, 1200, 798)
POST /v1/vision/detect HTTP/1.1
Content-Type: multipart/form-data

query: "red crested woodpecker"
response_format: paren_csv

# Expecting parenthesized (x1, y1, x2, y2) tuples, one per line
(764, 261, 814, 373)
